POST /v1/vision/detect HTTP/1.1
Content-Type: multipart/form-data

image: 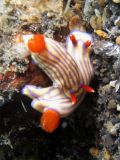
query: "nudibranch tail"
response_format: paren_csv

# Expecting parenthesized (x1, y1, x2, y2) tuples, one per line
(41, 109, 60, 133)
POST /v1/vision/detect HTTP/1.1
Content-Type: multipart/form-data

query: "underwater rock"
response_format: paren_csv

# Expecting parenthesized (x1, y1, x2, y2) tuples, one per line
(0, 63, 52, 107)
(116, 36, 120, 45)
(93, 38, 120, 57)
(0, 0, 120, 159)
(90, 15, 103, 30)
(112, 0, 120, 3)
(83, 0, 94, 21)
(107, 99, 117, 110)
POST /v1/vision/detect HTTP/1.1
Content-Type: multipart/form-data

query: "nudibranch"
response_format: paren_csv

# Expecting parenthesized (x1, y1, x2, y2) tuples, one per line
(18, 30, 94, 133)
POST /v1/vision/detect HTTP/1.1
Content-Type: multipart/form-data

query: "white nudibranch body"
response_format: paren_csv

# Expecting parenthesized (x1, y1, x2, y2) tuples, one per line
(21, 30, 94, 132)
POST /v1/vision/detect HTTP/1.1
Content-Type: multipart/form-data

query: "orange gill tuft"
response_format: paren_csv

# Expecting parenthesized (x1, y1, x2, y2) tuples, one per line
(40, 109, 60, 133)
(27, 34, 46, 53)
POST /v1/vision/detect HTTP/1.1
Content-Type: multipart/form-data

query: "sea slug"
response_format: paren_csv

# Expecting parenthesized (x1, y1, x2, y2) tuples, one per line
(18, 30, 94, 133)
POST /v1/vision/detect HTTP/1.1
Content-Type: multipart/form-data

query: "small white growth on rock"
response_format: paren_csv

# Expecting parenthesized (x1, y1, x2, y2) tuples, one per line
(109, 80, 120, 92)
(0, 134, 13, 149)
(117, 104, 120, 111)
(115, 81, 120, 92)
(109, 80, 117, 88)
(104, 121, 118, 136)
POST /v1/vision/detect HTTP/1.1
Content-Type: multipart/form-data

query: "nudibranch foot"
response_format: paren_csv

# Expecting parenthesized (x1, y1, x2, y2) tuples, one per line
(21, 85, 52, 99)
(22, 85, 76, 118)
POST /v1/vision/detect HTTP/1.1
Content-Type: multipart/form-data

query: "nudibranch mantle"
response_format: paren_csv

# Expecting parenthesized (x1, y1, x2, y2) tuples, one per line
(20, 30, 94, 132)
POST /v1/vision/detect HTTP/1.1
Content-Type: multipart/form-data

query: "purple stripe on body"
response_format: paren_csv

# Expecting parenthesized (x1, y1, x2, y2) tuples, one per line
(81, 58, 90, 84)
(47, 50, 73, 89)
(48, 41, 79, 86)
(77, 61, 87, 84)
(38, 54, 68, 88)
(32, 55, 56, 83)
(56, 43, 81, 84)
(47, 39, 80, 85)
(81, 59, 90, 84)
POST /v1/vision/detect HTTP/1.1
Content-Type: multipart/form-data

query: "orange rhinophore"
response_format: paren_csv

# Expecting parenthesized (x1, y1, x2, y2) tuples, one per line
(70, 34, 77, 46)
(41, 109, 60, 133)
(84, 40, 91, 48)
(81, 84, 95, 93)
(27, 34, 46, 53)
